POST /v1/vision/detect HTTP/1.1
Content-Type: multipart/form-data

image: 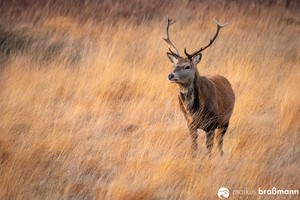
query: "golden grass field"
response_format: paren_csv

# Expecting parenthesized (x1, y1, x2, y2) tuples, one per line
(0, 1, 299, 199)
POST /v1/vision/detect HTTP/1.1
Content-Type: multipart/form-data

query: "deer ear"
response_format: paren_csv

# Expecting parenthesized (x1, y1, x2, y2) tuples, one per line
(166, 52, 178, 63)
(191, 53, 202, 65)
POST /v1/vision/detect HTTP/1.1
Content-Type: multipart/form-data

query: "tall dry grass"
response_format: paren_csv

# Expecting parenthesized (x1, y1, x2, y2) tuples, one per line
(0, 1, 299, 199)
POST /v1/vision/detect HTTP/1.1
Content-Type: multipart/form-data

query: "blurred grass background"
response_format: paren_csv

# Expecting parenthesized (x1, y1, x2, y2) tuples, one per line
(0, 0, 299, 199)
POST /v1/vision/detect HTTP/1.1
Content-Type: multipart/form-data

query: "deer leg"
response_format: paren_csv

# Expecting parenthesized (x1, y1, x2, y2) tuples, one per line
(206, 130, 215, 155)
(204, 121, 218, 156)
(217, 123, 229, 156)
(189, 128, 198, 157)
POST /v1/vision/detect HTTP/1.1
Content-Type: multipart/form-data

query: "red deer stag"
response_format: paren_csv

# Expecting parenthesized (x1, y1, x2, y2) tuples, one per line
(163, 18, 235, 156)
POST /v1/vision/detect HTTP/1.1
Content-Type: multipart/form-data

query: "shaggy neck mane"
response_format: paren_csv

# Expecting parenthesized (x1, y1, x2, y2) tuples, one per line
(179, 71, 201, 113)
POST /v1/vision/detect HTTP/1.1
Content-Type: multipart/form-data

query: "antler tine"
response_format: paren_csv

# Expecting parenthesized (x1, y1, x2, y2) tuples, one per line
(163, 17, 180, 57)
(184, 47, 192, 59)
(185, 19, 227, 59)
(168, 48, 178, 57)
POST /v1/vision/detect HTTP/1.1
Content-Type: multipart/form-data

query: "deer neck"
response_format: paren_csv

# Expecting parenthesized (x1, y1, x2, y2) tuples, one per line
(179, 72, 200, 104)
(179, 83, 192, 94)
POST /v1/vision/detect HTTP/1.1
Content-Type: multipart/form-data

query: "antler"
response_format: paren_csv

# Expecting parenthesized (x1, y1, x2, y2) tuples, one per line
(185, 19, 228, 59)
(163, 17, 180, 57)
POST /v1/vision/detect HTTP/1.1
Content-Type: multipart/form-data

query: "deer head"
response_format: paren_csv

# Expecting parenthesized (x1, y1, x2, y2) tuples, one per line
(163, 18, 227, 85)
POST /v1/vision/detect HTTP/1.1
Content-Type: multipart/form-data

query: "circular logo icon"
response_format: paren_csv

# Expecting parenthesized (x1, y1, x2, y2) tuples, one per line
(218, 187, 230, 199)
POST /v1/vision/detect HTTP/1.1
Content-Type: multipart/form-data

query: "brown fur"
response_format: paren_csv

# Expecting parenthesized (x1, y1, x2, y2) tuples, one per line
(164, 19, 234, 156)
(168, 55, 235, 156)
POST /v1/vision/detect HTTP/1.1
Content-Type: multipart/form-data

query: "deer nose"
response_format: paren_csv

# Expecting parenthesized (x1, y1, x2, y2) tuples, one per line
(168, 73, 174, 80)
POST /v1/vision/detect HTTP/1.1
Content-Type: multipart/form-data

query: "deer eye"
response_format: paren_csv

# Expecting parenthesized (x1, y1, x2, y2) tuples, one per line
(185, 66, 190, 70)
